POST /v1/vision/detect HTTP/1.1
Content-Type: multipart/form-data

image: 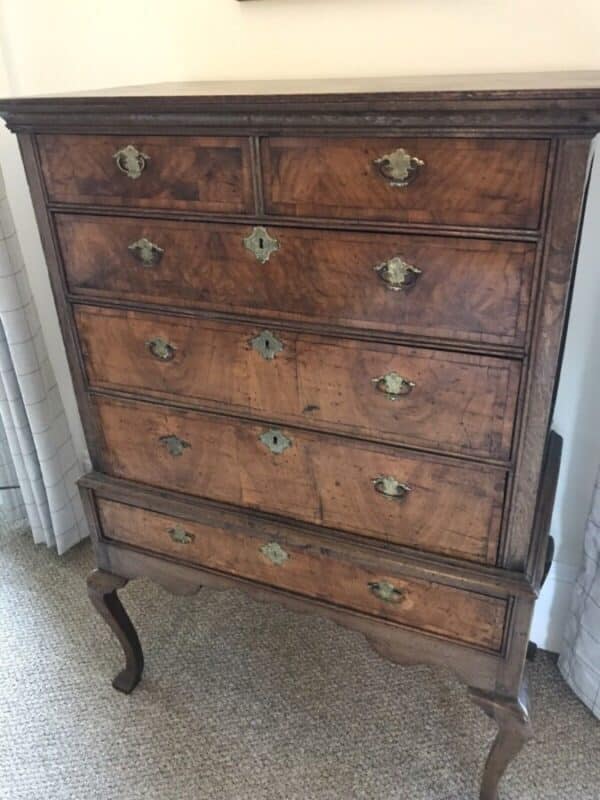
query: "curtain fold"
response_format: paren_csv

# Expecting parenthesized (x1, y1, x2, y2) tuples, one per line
(0, 168, 87, 553)
(0, 409, 26, 531)
(559, 465, 600, 718)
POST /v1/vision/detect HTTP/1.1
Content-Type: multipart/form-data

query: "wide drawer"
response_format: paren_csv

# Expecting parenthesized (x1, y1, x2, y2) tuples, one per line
(97, 497, 507, 650)
(59, 214, 536, 348)
(77, 305, 520, 461)
(94, 396, 506, 565)
(38, 134, 254, 213)
(262, 136, 549, 229)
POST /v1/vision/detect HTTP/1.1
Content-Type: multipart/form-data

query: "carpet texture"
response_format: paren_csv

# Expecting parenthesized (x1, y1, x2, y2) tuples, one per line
(1, 528, 598, 800)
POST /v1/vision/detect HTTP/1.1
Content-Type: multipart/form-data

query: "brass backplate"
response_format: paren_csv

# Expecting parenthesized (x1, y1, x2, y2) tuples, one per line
(374, 256, 422, 291)
(129, 237, 164, 267)
(159, 435, 190, 457)
(368, 581, 405, 603)
(113, 144, 149, 180)
(372, 475, 411, 500)
(168, 525, 194, 545)
(373, 147, 424, 188)
(372, 371, 416, 399)
(260, 541, 289, 566)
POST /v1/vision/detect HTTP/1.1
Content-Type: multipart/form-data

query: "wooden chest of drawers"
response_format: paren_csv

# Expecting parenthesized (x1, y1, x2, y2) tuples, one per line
(3, 73, 599, 800)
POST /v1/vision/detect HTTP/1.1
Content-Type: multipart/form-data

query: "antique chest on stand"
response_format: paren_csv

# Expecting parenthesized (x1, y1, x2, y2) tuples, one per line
(2, 73, 598, 799)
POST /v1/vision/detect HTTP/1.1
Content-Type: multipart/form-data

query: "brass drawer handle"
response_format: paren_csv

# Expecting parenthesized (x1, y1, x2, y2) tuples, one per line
(374, 256, 422, 292)
(129, 237, 164, 267)
(159, 434, 190, 457)
(368, 580, 406, 604)
(259, 428, 292, 455)
(146, 337, 176, 361)
(168, 524, 194, 545)
(250, 330, 283, 361)
(373, 147, 424, 188)
(372, 371, 415, 399)
(243, 226, 279, 263)
(372, 475, 411, 500)
(260, 541, 289, 566)
(113, 144, 149, 180)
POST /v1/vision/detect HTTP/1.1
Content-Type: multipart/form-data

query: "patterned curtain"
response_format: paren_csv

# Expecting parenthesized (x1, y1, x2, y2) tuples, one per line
(0, 167, 87, 553)
(560, 465, 600, 718)
(0, 410, 25, 531)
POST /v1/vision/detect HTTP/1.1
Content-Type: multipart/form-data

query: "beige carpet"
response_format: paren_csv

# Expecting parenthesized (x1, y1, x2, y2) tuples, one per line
(1, 528, 598, 800)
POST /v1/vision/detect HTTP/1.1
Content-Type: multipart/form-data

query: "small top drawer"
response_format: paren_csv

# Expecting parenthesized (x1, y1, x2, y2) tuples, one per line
(262, 136, 549, 229)
(37, 134, 254, 213)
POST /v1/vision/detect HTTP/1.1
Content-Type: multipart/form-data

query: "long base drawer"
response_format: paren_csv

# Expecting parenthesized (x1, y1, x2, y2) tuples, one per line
(97, 496, 507, 651)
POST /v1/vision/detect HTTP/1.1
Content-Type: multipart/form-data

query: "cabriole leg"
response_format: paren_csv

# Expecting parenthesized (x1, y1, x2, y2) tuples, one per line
(469, 680, 532, 800)
(86, 568, 144, 694)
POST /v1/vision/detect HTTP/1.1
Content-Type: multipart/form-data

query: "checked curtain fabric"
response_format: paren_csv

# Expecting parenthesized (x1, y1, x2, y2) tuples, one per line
(0, 167, 87, 553)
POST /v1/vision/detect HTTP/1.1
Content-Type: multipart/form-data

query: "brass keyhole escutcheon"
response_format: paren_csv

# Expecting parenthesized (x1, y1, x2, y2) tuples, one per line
(159, 435, 191, 457)
(243, 226, 279, 263)
(250, 330, 283, 360)
(259, 428, 292, 455)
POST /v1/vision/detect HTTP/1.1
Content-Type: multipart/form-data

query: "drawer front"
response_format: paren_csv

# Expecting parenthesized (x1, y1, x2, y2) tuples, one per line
(77, 306, 520, 461)
(59, 214, 535, 347)
(95, 397, 506, 565)
(38, 135, 253, 213)
(262, 136, 549, 229)
(97, 497, 507, 650)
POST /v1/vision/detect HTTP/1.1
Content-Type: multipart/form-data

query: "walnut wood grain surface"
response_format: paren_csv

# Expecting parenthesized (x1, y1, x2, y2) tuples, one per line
(97, 497, 506, 650)
(262, 137, 550, 229)
(93, 395, 506, 564)
(58, 214, 535, 348)
(37, 134, 254, 213)
(503, 138, 593, 572)
(77, 305, 521, 462)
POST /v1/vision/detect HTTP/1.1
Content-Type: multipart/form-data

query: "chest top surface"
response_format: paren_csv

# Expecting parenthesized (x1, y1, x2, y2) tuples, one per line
(1, 71, 600, 133)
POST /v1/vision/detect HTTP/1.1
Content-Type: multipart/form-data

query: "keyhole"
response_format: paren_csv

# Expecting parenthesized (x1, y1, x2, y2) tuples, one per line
(272, 435, 278, 445)
(264, 339, 270, 350)
(258, 237, 265, 251)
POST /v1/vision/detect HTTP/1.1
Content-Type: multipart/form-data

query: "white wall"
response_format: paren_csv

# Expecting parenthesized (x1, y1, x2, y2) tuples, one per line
(0, 0, 599, 650)
(1, 0, 600, 92)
